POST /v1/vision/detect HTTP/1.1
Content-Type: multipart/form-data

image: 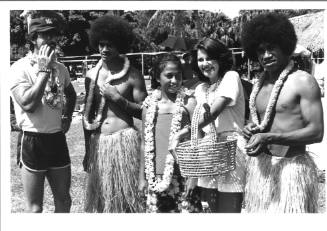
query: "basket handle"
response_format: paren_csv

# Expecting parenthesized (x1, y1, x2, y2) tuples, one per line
(190, 103, 218, 146)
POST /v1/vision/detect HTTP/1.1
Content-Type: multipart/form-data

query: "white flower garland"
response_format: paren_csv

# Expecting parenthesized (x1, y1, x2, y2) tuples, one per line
(249, 60, 294, 131)
(102, 56, 130, 84)
(144, 88, 186, 193)
(83, 56, 130, 130)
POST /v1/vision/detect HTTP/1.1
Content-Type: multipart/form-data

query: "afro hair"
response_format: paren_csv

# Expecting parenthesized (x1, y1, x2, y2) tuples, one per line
(88, 15, 134, 54)
(241, 12, 297, 61)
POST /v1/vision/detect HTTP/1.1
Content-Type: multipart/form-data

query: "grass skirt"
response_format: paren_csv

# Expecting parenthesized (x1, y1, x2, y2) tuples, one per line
(245, 152, 318, 213)
(84, 128, 145, 213)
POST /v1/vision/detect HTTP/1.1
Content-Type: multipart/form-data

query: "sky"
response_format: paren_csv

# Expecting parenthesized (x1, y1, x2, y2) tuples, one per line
(215, 8, 241, 19)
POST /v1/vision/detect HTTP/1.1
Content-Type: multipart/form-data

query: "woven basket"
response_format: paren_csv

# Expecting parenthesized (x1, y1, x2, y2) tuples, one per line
(175, 104, 237, 177)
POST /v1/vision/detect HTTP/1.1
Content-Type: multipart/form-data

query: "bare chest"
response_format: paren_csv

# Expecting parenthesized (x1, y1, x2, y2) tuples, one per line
(255, 81, 299, 116)
(97, 70, 131, 95)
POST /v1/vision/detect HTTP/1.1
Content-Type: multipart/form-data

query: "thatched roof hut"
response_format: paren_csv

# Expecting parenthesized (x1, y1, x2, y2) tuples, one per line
(290, 11, 324, 52)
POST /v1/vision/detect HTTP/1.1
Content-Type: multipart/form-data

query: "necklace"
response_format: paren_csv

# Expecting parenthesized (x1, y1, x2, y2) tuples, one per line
(103, 56, 130, 84)
(43, 66, 64, 109)
(83, 56, 130, 130)
(249, 60, 294, 131)
(28, 53, 64, 110)
(144, 88, 185, 193)
(205, 78, 222, 105)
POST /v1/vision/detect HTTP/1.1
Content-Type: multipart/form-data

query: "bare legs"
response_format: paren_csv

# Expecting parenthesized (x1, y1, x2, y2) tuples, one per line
(21, 166, 71, 213)
(47, 167, 72, 212)
(21, 167, 45, 213)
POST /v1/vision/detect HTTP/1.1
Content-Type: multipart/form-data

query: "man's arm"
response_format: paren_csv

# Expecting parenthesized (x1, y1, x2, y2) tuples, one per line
(11, 45, 55, 113)
(117, 69, 147, 119)
(63, 83, 76, 118)
(246, 74, 324, 155)
(82, 73, 92, 171)
(266, 74, 324, 145)
(61, 82, 77, 133)
(11, 72, 50, 113)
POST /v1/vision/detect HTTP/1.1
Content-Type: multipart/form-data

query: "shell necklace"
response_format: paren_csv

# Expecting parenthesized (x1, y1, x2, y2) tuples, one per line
(83, 56, 130, 130)
(249, 60, 294, 131)
(143, 88, 185, 192)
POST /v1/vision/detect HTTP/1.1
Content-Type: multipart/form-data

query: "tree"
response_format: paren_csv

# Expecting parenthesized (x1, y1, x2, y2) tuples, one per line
(11, 9, 321, 59)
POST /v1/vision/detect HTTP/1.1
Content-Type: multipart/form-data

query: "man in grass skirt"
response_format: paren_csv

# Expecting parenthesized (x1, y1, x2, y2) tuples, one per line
(82, 15, 147, 212)
(241, 12, 324, 213)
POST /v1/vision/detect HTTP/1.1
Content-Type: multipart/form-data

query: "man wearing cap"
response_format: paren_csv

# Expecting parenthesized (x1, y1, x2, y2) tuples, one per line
(10, 11, 76, 213)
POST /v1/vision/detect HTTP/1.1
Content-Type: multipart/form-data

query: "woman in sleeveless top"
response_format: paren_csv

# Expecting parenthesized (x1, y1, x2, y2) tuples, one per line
(139, 54, 202, 213)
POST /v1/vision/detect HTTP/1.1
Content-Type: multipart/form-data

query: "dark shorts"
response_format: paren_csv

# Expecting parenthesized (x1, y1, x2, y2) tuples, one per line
(200, 187, 243, 213)
(19, 131, 71, 172)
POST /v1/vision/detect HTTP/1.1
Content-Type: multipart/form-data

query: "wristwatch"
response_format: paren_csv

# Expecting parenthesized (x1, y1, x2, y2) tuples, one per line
(37, 57, 51, 73)
(38, 67, 51, 74)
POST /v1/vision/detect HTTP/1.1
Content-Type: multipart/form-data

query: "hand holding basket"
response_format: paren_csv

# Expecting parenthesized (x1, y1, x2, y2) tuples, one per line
(175, 103, 237, 177)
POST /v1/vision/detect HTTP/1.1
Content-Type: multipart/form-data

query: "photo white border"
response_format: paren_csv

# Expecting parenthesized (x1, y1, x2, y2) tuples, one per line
(1, 1, 326, 231)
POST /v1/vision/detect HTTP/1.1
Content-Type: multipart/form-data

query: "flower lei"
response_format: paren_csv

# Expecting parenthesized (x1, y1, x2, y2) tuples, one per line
(83, 56, 130, 130)
(143, 88, 186, 193)
(44, 67, 64, 109)
(28, 52, 63, 110)
(249, 60, 294, 131)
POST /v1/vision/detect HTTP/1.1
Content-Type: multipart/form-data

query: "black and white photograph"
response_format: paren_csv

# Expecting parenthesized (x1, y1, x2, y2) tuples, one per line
(1, 1, 326, 231)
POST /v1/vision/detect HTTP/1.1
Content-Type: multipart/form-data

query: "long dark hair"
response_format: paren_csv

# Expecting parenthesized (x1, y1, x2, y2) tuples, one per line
(194, 37, 234, 82)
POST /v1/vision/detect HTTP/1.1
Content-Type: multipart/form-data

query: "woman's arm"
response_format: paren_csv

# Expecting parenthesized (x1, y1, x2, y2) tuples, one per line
(170, 72, 241, 153)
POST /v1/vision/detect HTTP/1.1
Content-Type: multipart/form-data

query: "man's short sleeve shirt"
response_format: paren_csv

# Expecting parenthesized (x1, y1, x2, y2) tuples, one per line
(10, 56, 71, 133)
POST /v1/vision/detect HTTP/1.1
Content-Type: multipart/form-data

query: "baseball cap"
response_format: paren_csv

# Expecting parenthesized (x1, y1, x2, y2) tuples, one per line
(28, 11, 64, 34)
